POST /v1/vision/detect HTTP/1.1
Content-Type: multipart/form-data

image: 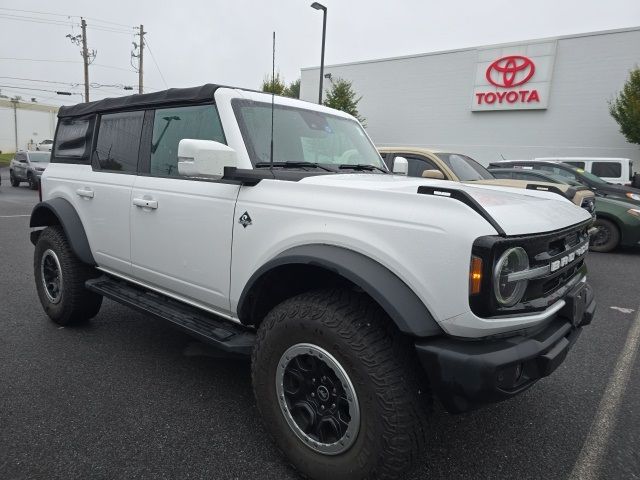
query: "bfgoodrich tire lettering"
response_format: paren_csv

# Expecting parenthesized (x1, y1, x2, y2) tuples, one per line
(251, 288, 431, 480)
(34, 226, 102, 325)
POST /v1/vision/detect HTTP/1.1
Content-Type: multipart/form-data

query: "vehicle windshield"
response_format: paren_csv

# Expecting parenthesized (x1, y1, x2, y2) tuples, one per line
(436, 153, 493, 181)
(539, 172, 579, 185)
(233, 100, 386, 170)
(41, 140, 53, 144)
(29, 152, 51, 163)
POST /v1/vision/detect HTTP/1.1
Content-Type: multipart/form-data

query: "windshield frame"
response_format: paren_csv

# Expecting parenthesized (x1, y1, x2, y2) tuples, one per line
(231, 99, 387, 171)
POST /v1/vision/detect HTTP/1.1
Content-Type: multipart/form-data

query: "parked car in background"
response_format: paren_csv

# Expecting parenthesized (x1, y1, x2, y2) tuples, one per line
(491, 167, 640, 252)
(9, 151, 51, 189)
(489, 160, 640, 205)
(36, 139, 54, 152)
(535, 157, 636, 186)
(378, 147, 596, 213)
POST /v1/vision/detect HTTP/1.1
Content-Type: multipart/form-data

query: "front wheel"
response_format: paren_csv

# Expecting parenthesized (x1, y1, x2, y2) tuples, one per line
(27, 174, 38, 190)
(10, 171, 20, 187)
(34, 226, 102, 325)
(252, 289, 431, 480)
(590, 218, 620, 253)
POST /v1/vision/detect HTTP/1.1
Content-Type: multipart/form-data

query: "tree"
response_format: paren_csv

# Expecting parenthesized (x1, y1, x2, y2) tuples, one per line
(609, 67, 640, 146)
(283, 79, 300, 99)
(261, 72, 285, 95)
(323, 78, 366, 125)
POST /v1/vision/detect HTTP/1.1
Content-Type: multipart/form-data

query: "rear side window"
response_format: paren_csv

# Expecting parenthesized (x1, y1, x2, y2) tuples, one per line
(94, 111, 144, 173)
(53, 117, 94, 161)
(150, 105, 225, 177)
(592, 162, 621, 178)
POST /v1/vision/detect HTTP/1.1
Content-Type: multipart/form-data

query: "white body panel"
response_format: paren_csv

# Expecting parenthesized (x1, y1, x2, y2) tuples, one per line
(130, 175, 240, 314)
(44, 164, 134, 275)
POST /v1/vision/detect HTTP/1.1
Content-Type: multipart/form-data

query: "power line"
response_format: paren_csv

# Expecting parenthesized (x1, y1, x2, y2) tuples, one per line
(0, 7, 135, 29)
(144, 37, 168, 88)
(0, 14, 78, 28)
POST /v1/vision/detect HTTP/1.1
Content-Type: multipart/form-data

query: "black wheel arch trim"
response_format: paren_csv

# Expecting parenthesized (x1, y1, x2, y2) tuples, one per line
(237, 244, 443, 337)
(29, 197, 96, 265)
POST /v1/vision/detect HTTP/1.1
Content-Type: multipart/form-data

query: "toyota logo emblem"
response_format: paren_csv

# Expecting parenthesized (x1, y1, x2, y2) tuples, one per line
(486, 55, 535, 88)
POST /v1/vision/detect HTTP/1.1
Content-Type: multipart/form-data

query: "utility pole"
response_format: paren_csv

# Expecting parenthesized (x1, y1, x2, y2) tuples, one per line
(11, 98, 18, 152)
(67, 19, 96, 102)
(138, 25, 144, 94)
(81, 18, 90, 102)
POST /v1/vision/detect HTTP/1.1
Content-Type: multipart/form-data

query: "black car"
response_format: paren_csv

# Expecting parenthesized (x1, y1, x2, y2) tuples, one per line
(488, 160, 640, 205)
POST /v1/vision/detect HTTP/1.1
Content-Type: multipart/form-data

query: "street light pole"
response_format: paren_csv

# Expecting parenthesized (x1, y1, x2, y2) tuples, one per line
(311, 2, 327, 104)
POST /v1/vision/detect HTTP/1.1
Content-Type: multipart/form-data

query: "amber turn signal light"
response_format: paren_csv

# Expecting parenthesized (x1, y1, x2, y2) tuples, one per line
(469, 256, 483, 295)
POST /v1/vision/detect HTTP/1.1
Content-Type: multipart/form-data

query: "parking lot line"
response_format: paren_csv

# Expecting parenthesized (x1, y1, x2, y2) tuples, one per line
(569, 306, 640, 480)
(0, 215, 30, 218)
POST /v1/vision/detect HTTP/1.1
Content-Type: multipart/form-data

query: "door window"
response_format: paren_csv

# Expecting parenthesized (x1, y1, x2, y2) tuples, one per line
(150, 105, 226, 177)
(592, 162, 621, 178)
(94, 111, 144, 173)
(397, 155, 441, 178)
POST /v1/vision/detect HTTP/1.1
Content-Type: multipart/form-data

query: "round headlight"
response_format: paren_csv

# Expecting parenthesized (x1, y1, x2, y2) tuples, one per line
(626, 192, 640, 202)
(494, 247, 529, 307)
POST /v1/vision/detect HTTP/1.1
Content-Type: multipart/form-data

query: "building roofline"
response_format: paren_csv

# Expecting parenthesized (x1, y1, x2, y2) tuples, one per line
(301, 25, 640, 71)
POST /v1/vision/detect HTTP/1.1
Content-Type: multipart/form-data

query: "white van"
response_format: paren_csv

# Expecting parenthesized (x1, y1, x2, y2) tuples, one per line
(535, 157, 636, 185)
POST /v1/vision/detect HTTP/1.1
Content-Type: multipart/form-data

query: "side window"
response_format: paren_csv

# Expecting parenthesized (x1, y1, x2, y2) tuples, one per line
(399, 155, 440, 178)
(94, 111, 144, 172)
(564, 161, 585, 169)
(513, 171, 533, 181)
(53, 117, 94, 162)
(150, 105, 225, 177)
(592, 162, 621, 178)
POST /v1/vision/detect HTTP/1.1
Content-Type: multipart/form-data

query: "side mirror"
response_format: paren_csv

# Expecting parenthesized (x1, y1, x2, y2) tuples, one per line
(393, 156, 408, 175)
(422, 169, 445, 180)
(177, 139, 237, 179)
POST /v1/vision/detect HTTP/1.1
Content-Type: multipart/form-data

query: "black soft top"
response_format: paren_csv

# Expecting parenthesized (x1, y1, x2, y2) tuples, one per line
(57, 84, 222, 118)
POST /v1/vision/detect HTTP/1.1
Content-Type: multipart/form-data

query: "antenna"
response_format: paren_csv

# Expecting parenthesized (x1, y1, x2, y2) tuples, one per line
(500, 153, 506, 160)
(270, 31, 275, 173)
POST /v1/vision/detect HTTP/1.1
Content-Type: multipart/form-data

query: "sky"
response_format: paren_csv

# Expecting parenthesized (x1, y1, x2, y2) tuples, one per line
(0, 0, 639, 106)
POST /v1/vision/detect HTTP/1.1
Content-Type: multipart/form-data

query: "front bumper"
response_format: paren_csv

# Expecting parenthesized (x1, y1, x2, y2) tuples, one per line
(416, 282, 595, 413)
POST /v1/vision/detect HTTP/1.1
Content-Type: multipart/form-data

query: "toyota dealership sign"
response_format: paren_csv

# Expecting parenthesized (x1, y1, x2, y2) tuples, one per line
(472, 41, 556, 111)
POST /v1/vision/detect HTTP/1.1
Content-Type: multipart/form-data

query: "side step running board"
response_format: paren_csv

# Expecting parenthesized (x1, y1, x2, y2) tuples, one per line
(86, 276, 255, 356)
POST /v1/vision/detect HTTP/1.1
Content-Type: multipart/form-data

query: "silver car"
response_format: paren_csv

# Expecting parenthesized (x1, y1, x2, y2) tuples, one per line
(9, 151, 51, 189)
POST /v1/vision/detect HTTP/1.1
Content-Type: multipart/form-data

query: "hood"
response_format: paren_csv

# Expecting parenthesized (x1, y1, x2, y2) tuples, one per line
(300, 173, 592, 236)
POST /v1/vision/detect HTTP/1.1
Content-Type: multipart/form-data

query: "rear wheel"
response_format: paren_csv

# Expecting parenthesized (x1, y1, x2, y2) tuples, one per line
(34, 226, 102, 325)
(9, 171, 19, 187)
(590, 218, 620, 253)
(252, 288, 431, 480)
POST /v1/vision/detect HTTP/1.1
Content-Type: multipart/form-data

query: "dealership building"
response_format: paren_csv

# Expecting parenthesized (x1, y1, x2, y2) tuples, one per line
(300, 27, 640, 169)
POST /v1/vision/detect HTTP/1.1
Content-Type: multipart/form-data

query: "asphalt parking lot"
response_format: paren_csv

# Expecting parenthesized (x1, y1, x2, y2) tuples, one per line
(0, 166, 638, 480)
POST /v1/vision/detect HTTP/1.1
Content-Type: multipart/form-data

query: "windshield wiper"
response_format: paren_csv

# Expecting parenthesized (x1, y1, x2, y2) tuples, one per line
(255, 161, 336, 172)
(338, 164, 388, 173)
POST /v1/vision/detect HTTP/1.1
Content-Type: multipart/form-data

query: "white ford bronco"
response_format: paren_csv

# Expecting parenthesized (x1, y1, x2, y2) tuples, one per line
(30, 85, 596, 480)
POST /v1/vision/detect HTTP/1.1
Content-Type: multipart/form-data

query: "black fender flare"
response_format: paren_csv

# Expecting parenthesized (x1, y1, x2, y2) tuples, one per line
(238, 244, 442, 337)
(30, 197, 96, 265)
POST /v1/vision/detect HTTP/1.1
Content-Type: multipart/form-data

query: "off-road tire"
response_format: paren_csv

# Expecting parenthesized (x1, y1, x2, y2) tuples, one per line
(27, 173, 38, 190)
(34, 226, 102, 325)
(252, 288, 431, 480)
(590, 218, 620, 253)
(10, 171, 20, 187)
